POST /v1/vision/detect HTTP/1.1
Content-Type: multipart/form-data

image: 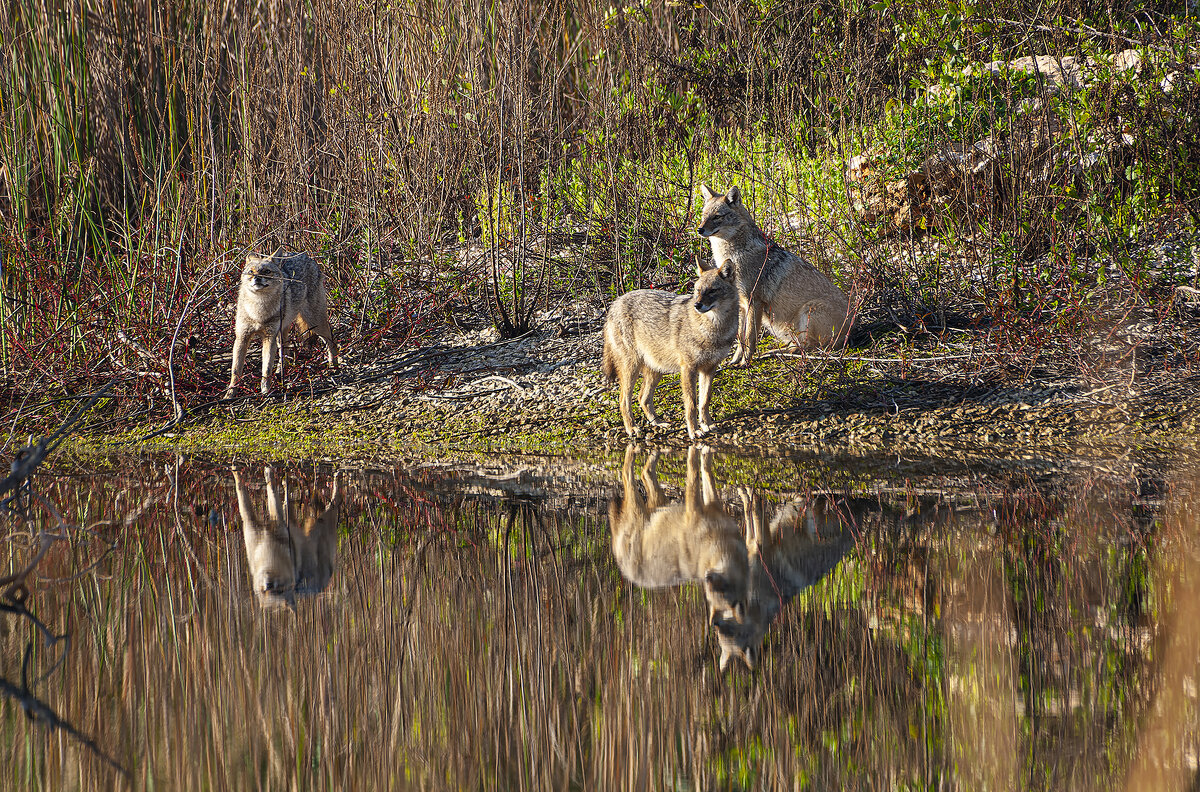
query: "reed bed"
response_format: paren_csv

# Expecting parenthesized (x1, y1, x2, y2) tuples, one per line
(1, 0, 1197, 433)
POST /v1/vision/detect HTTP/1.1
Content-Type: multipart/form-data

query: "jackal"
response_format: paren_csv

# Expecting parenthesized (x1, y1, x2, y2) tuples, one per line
(609, 445, 750, 626)
(697, 185, 850, 365)
(712, 491, 855, 671)
(602, 261, 738, 439)
(234, 465, 342, 608)
(225, 248, 338, 399)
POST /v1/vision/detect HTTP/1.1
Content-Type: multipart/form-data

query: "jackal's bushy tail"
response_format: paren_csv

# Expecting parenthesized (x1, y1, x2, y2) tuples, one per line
(601, 336, 617, 383)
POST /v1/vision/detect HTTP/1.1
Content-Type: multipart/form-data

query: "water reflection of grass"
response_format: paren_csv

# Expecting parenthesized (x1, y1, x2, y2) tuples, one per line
(0, 459, 1197, 788)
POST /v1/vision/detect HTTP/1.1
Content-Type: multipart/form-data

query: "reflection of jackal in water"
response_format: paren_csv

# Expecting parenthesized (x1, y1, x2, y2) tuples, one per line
(234, 466, 342, 608)
(713, 491, 856, 671)
(609, 445, 749, 623)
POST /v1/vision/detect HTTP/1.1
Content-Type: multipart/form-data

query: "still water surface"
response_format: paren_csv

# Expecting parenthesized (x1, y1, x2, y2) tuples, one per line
(2, 447, 1198, 790)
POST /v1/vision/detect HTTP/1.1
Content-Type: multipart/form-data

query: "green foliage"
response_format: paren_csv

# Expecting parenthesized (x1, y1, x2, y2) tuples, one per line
(2, 0, 1199, 429)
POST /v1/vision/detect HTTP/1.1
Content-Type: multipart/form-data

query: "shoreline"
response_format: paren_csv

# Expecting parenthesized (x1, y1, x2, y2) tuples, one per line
(62, 307, 1200, 480)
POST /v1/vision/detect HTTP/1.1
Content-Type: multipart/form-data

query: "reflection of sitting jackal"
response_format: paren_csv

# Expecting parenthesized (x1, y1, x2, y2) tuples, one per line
(609, 444, 748, 623)
(713, 491, 855, 671)
(234, 466, 342, 608)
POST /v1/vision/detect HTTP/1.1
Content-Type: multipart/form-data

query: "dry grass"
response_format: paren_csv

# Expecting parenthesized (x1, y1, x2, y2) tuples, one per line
(2, 0, 1196, 436)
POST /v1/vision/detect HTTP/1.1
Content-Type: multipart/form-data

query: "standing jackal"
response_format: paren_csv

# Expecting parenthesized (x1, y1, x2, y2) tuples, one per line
(698, 185, 850, 365)
(609, 445, 750, 627)
(234, 465, 342, 609)
(602, 261, 738, 439)
(225, 248, 338, 399)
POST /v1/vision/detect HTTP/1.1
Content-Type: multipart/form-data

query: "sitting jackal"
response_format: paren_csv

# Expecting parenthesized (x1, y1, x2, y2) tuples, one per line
(602, 260, 738, 439)
(698, 185, 850, 365)
(713, 491, 856, 671)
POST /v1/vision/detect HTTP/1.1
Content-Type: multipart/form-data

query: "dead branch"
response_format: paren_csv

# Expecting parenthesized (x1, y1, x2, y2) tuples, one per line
(0, 646, 130, 780)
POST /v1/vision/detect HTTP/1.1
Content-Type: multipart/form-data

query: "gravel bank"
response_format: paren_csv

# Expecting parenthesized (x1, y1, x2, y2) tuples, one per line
(283, 295, 1200, 467)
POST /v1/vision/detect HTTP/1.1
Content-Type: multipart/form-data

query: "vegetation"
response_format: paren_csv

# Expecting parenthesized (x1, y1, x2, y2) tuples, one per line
(1, 0, 1198, 435)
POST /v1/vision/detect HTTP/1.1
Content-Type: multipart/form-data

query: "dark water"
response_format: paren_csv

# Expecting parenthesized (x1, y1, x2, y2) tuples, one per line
(1, 448, 1198, 790)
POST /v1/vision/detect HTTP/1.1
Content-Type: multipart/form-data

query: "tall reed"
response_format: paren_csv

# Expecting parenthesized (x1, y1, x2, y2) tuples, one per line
(0, 0, 1195, 427)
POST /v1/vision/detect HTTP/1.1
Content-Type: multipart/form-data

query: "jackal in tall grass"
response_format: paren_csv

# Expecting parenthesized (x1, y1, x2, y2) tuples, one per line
(225, 248, 338, 398)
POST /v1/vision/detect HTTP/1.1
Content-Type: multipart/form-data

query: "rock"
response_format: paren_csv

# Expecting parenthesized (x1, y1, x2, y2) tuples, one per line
(849, 48, 1147, 235)
(983, 54, 1086, 93)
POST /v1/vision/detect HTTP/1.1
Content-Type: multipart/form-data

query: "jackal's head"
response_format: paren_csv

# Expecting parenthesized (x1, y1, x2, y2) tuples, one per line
(714, 618, 763, 673)
(692, 259, 737, 317)
(241, 247, 286, 292)
(706, 564, 765, 673)
(697, 185, 748, 240)
(246, 531, 299, 609)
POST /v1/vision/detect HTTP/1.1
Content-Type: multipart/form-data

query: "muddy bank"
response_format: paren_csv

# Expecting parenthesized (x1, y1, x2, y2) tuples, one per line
(103, 288, 1200, 481)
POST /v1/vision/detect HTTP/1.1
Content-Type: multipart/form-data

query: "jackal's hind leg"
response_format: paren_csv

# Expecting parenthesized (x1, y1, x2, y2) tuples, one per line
(737, 301, 763, 366)
(639, 368, 668, 428)
(640, 448, 665, 509)
(301, 308, 339, 368)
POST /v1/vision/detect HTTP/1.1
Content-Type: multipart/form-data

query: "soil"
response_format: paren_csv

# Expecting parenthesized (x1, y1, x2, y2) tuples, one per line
(127, 288, 1200, 473)
(65, 230, 1200, 473)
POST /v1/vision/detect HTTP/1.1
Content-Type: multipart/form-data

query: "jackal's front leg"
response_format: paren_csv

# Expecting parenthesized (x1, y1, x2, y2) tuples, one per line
(226, 328, 252, 399)
(233, 466, 257, 526)
(263, 466, 284, 525)
(730, 295, 757, 366)
(737, 301, 763, 366)
(261, 330, 280, 394)
(696, 368, 716, 435)
(680, 365, 701, 439)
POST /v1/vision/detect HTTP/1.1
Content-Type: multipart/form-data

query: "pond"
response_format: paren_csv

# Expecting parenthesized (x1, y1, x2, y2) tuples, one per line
(1, 447, 1198, 790)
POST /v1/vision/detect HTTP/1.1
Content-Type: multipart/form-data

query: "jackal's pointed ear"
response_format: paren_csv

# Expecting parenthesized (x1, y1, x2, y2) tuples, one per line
(725, 185, 741, 205)
(700, 184, 715, 201)
(718, 259, 735, 280)
(270, 245, 286, 260)
(695, 258, 716, 275)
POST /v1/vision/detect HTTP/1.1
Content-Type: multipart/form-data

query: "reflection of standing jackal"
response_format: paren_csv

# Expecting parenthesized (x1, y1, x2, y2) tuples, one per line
(234, 466, 342, 608)
(609, 445, 749, 623)
(602, 261, 738, 439)
(697, 185, 850, 365)
(225, 248, 338, 399)
(713, 492, 855, 671)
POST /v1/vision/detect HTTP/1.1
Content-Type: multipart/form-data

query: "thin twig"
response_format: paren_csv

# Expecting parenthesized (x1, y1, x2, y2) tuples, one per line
(0, 658, 130, 780)
(0, 382, 116, 503)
